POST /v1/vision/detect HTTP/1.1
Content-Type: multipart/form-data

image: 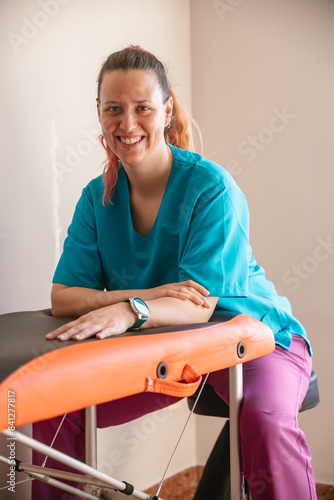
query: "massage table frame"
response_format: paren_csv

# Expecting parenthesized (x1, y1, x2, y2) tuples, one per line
(0, 310, 275, 499)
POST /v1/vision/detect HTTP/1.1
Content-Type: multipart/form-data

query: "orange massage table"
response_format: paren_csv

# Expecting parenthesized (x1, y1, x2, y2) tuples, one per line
(0, 309, 274, 499)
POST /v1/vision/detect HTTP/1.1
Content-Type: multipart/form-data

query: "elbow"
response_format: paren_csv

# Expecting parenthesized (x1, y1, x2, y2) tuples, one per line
(50, 283, 71, 317)
(50, 296, 64, 317)
(51, 301, 77, 318)
(51, 287, 61, 316)
(51, 305, 63, 317)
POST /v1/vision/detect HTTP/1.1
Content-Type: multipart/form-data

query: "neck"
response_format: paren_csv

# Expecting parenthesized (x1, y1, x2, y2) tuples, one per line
(125, 143, 173, 197)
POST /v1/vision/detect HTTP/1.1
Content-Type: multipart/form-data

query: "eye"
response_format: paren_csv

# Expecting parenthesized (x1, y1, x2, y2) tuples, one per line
(138, 105, 150, 112)
(107, 106, 121, 113)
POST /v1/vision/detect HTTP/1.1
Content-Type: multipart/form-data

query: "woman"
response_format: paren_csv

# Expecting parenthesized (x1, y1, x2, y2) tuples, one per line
(36, 46, 316, 499)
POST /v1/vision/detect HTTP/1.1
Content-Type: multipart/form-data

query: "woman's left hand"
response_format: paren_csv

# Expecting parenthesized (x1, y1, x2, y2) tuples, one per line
(45, 302, 136, 341)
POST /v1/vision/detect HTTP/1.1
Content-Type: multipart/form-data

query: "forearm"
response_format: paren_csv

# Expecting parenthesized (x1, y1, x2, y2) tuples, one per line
(51, 280, 213, 317)
(141, 296, 218, 329)
(51, 283, 142, 317)
(47, 290, 219, 341)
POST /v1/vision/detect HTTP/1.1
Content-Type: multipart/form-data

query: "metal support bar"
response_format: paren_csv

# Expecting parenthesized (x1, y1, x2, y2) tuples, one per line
(23, 470, 99, 500)
(1, 430, 153, 500)
(229, 363, 244, 500)
(13, 462, 114, 489)
(0, 454, 98, 500)
(85, 405, 97, 468)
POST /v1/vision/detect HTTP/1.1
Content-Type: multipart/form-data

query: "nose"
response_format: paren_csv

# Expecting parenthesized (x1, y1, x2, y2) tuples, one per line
(120, 109, 137, 133)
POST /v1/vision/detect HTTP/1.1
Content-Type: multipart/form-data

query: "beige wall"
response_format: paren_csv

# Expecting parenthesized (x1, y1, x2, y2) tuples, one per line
(0, 0, 192, 314)
(191, 0, 334, 485)
(0, 1, 195, 498)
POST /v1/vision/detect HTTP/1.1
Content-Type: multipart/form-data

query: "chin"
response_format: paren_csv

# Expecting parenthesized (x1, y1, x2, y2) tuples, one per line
(118, 152, 146, 167)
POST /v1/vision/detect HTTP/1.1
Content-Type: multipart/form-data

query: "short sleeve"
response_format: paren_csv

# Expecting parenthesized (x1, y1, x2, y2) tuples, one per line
(178, 179, 250, 297)
(53, 187, 105, 290)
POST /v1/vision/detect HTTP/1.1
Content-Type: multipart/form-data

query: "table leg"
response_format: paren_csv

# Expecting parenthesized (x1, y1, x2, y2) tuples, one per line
(229, 364, 244, 500)
(85, 405, 97, 468)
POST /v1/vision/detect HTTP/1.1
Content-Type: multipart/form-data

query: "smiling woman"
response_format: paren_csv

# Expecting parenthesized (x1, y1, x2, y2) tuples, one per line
(33, 46, 317, 500)
(96, 68, 175, 237)
(98, 69, 173, 188)
(95, 46, 193, 204)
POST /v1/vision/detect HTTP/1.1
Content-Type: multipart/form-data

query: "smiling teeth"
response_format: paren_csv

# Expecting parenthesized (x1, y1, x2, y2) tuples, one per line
(120, 137, 142, 145)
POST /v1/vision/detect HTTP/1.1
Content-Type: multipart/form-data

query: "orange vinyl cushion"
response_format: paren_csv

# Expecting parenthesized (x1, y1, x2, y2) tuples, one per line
(0, 314, 274, 431)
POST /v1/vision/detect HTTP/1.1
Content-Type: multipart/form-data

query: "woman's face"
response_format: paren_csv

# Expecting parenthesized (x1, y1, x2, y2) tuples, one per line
(97, 69, 173, 169)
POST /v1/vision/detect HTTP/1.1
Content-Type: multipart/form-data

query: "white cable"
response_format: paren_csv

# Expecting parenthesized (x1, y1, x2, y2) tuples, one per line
(41, 413, 67, 468)
(0, 477, 33, 491)
(155, 373, 210, 497)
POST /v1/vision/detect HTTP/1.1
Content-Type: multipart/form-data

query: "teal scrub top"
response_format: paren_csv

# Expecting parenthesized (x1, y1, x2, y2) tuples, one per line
(53, 145, 312, 354)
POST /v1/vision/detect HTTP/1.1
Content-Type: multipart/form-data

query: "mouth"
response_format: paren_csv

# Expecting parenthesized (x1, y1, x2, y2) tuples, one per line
(118, 136, 144, 146)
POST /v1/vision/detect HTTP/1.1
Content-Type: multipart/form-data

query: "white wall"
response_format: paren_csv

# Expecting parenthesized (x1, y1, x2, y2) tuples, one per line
(0, 0, 192, 314)
(190, 0, 334, 486)
(0, 1, 195, 498)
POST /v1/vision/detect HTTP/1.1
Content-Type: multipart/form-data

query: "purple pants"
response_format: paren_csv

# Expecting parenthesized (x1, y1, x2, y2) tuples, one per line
(32, 334, 316, 500)
(208, 333, 316, 499)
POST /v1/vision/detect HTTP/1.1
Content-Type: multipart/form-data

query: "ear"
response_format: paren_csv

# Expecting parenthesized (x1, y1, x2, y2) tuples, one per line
(164, 95, 173, 127)
(96, 98, 101, 122)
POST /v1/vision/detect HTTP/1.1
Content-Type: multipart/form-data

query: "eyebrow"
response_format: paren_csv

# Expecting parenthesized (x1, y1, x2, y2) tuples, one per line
(103, 100, 153, 105)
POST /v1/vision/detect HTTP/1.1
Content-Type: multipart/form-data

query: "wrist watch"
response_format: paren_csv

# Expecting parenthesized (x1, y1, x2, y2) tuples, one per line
(125, 297, 150, 330)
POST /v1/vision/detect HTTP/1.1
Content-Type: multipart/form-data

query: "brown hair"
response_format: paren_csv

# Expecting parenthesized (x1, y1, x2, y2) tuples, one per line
(96, 46, 193, 204)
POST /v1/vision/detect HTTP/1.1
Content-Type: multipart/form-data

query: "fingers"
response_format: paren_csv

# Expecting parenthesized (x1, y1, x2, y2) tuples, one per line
(166, 290, 191, 301)
(45, 304, 130, 341)
(145, 281, 210, 303)
(71, 324, 104, 341)
(162, 280, 212, 308)
(45, 320, 100, 341)
(167, 286, 212, 308)
(179, 281, 211, 308)
(97, 328, 117, 340)
(182, 287, 212, 308)
(182, 280, 210, 296)
(45, 321, 78, 340)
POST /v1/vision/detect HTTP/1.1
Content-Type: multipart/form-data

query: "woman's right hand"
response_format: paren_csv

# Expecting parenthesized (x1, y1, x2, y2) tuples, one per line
(139, 280, 212, 308)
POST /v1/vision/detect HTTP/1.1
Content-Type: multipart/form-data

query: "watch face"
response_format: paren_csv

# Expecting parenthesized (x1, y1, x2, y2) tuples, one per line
(133, 298, 149, 316)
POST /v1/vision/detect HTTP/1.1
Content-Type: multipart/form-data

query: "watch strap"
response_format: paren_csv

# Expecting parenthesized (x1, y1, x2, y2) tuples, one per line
(125, 298, 149, 330)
